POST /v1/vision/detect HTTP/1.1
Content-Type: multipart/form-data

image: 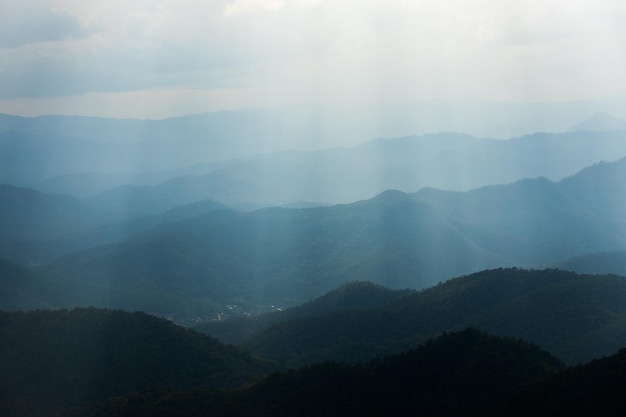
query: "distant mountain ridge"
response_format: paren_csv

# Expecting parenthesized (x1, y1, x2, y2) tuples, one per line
(570, 111, 626, 132)
(24, 130, 626, 207)
(3, 120, 626, 209)
(552, 250, 626, 276)
(0, 182, 237, 265)
(12, 156, 626, 321)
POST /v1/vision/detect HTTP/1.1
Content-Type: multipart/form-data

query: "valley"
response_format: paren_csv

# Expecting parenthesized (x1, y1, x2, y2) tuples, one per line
(4, 2, 626, 414)
(2, 111, 626, 416)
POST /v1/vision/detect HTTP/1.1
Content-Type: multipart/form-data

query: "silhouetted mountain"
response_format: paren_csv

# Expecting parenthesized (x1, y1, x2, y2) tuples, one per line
(234, 329, 564, 417)
(160, 199, 233, 223)
(0, 259, 61, 310)
(125, 130, 626, 205)
(1, 109, 325, 181)
(0, 183, 240, 266)
(14, 323, 626, 417)
(558, 158, 626, 221)
(240, 269, 626, 366)
(35, 170, 196, 198)
(195, 281, 414, 344)
(414, 159, 626, 264)
(4, 98, 626, 178)
(88, 172, 263, 217)
(5, 118, 626, 207)
(503, 345, 626, 417)
(43, 196, 508, 320)
(0, 184, 106, 264)
(245, 128, 619, 205)
(36, 157, 626, 322)
(60, 329, 565, 417)
(570, 111, 626, 132)
(283, 280, 413, 317)
(552, 250, 626, 276)
(0, 130, 123, 186)
(0, 184, 100, 241)
(0, 308, 274, 417)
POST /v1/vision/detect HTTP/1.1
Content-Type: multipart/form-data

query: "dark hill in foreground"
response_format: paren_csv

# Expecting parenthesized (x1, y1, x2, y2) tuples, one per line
(0, 308, 274, 417)
(503, 346, 626, 416)
(232, 269, 626, 366)
(61, 329, 567, 417)
(62, 329, 626, 417)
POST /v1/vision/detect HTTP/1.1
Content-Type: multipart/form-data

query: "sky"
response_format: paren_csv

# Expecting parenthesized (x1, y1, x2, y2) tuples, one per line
(1, 0, 626, 119)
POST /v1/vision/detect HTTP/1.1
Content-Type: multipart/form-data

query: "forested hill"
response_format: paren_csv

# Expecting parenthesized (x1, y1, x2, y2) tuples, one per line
(59, 329, 568, 417)
(195, 281, 414, 344)
(502, 344, 626, 416)
(5, 311, 626, 416)
(0, 308, 274, 417)
(60, 329, 626, 417)
(0, 258, 69, 310)
(35, 157, 626, 322)
(232, 268, 626, 366)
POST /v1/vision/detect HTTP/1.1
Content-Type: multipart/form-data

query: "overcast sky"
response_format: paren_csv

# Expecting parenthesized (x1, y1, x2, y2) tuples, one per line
(1, 0, 625, 118)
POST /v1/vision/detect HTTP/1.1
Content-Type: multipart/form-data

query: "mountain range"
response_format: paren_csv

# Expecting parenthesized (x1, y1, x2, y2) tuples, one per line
(570, 111, 626, 132)
(1, 155, 626, 322)
(2, 105, 626, 203)
(4, 103, 626, 416)
(80, 328, 565, 417)
(6, 130, 626, 209)
(0, 156, 613, 321)
(214, 268, 626, 366)
(3, 99, 626, 182)
(18, 321, 626, 417)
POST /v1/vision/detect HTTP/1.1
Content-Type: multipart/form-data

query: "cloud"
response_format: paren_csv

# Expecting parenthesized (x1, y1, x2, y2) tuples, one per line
(0, 1, 92, 48)
(223, 0, 323, 15)
(224, 0, 288, 15)
(1, 0, 626, 114)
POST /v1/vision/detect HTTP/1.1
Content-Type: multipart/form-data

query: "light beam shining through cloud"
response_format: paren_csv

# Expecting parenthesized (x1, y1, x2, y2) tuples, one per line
(0, 0, 625, 118)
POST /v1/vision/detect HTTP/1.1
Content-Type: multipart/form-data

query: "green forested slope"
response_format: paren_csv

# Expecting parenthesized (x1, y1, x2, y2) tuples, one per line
(0, 308, 274, 417)
(6, 157, 626, 322)
(241, 269, 626, 366)
(502, 346, 626, 416)
(60, 329, 566, 417)
(194, 281, 414, 344)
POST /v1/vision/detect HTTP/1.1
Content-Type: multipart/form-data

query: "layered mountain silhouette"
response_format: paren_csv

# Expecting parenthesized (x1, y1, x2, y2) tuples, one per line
(0, 180, 241, 264)
(208, 268, 626, 367)
(195, 281, 414, 344)
(554, 250, 626, 276)
(12, 157, 620, 321)
(570, 111, 626, 132)
(18, 130, 626, 207)
(5, 100, 626, 184)
(5, 105, 626, 417)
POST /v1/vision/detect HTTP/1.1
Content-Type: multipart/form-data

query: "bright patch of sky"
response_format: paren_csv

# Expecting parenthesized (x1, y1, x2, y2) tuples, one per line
(1, 0, 625, 118)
